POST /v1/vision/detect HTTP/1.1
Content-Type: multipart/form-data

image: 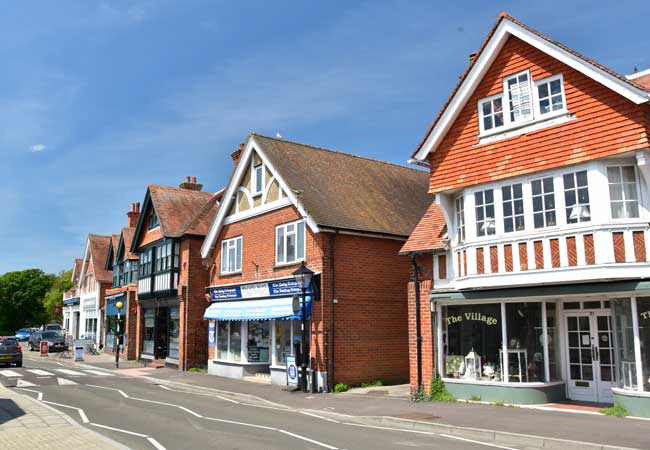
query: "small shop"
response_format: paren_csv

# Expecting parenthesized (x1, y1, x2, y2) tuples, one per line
(139, 298, 180, 366)
(431, 285, 650, 415)
(204, 277, 311, 385)
(63, 297, 80, 339)
(104, 293, 126, 352)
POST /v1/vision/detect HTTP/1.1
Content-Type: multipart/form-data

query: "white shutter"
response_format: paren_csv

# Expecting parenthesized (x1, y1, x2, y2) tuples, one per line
(507, 72, 532, 123)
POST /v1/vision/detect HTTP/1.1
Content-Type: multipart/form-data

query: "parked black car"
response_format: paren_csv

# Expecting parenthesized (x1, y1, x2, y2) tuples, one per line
(28, 331, 68, 352)
(0, 337, 22, 367)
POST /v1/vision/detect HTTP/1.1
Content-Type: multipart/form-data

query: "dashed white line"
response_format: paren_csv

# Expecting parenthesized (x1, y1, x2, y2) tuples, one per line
(55, 369, 84, 376)
(439, 434, 519, 450)
(43, 400, 89, 423)
(177, 406, 203, 418)
(86, 384, 128, 398)
(26, 369, 54, 376)
(84, 369, 115, 376)
(278, 430, 339, 449)
(90, 422, 148, 437)
(202, 416, 277, 431)
(299, 410, 341, 423)
(0, 369, 22, 377)
(146, 437, 168, 450)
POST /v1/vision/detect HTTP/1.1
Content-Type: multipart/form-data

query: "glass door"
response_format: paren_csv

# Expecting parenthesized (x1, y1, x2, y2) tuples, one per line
(564, 311, 615, 403)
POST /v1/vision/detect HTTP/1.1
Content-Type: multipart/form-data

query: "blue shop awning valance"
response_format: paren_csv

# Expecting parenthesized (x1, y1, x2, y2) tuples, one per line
(105, 293, 126, 316)
(63, 297, 80, 306)
(203, 297, 311, 321)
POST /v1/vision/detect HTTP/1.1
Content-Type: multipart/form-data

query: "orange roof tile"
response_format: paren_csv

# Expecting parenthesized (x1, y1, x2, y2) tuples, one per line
(88, 234, 113, 283)
(399, 202, 447, 255)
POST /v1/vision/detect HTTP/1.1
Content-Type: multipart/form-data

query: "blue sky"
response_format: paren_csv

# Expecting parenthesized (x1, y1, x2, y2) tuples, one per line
(2, 1, 649, 274)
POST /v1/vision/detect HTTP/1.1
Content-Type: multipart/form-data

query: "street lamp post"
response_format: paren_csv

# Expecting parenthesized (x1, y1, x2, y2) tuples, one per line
(115, 301, 124, 369)
(292, 262, 314, 393)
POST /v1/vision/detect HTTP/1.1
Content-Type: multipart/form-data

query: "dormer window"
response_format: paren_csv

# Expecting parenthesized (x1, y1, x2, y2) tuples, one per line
(148, 210, 159, 230)
(478, 95, 504, 133)
(536, 75, 566, 116)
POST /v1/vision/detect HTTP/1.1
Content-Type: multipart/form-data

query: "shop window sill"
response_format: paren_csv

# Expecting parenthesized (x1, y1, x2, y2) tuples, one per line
(612, 387, 650, 398)
(442, 378, 565, 388)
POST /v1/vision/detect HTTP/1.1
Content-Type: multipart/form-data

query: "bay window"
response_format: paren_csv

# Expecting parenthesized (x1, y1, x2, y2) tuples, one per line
(536, 75, 566, 115)
(502, 183, 524, 233)
(276, 220, 306, 265)
(155, 241, 173, 272)
(532, 177, 556, 229)
(221, 236, 243, 274)
(475, 190, 495, 237)
(607, 166, 639, 219)
(563, 171, 591, 224)
(505, 71, 533, 124)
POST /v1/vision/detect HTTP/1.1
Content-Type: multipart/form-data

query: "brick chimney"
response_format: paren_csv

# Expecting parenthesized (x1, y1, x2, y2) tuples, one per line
(230, 142, 245, 166)
(127, 202, 141, 228)
(179, 176, 203, 191)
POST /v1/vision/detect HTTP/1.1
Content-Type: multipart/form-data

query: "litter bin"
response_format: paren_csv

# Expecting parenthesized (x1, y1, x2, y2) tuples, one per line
(74, 344, 85, 361)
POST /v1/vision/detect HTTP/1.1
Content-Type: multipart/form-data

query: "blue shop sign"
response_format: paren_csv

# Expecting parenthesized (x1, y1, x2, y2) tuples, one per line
(63, 297, 80, 306)
(105, 293, 126, 316)
(210, 278, 312, 301)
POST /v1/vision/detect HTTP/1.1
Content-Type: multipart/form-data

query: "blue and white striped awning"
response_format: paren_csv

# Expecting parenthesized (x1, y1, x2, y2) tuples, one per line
(63, 297, 80, 306)
(203, 297, 311, 321)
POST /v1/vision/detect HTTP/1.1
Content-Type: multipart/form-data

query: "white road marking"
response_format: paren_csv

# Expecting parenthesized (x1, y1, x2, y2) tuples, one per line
(177, 406, 203, 418)
(203, 416, 277, 431)
(90, 422, 148, 437)
(16, 379, 37, 387)
(26, 369, 54, 376)
(131, 397, 177, 407)
(147, 437, 168, 450)
(300, 410, 341, 423)
(16, 387, 43, 401)
(57, 377, 78, 385)
(83, 369, 115, 376)
(278, 430, 339, 449)
(439, 434, 519, 450)
(216, 395, 240, 404)
(0, 370, 22, 377)
(86, 384, 129, 398)
(55, 369, 84, 376)
(43, 400, 89, 423)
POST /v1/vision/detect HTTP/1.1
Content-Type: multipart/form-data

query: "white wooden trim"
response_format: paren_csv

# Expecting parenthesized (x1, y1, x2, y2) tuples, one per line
(626, 68, 650, 80)
(501, 302, 508, 382)
(413, 18, 649, 161)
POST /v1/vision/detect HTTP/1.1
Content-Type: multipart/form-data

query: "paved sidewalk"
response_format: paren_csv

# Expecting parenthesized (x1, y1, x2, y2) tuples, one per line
(0, 385, 130, 450)
(142, 369, 650, 449)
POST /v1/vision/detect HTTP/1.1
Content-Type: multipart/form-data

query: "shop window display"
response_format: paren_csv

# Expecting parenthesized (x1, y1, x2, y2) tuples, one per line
(168, 307, 180, 359)
(142, 309, 155, 355)
(443, 304, 502, 381)
(545, 302, 561, 381)
(274, 320, 292, 366)
(505, 303, 544, 382)
(217, 322, 242, 362)
(613, 299, 638, 390)
(105, 316, 117, 350)
(247, 321, 270, 363)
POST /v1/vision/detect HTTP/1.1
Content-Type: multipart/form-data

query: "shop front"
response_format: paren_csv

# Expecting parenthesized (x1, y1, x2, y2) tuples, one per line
(204, 277, 311, 385)
(104, 293, 125, 352)
(139, 298, 180, 366)
(63, 297, 80, 339)
(431, 282, 650, 415)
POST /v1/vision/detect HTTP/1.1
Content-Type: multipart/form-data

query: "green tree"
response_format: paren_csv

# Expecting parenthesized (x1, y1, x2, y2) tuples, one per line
(42, 269, 74, 324)
(0, 269, 55, 334)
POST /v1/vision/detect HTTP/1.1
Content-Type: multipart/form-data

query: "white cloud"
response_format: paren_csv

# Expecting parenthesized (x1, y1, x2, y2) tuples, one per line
(30, 144, 47, 152)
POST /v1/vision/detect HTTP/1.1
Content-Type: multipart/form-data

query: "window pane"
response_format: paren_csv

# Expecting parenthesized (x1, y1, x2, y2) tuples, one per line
(274, 320, 292, 366)
(636, 298, 650, 392)
(609, 184, 623, 201)
(550, 79, 561, 95)
(276, 228, 285, 263)
(236, 238, 242, 271)
(483, 116, 493, 130)
(607, 167, 621, 183)
(622, 166, 636, 183)
(217, 322, 228, 360)
(612, 299, 637, 390)
(482, 102, 492, 116)
(247, 321, 270, 363)
(502, 186, 511, 201)
(297, 222, 305, 260)
(286, 231, 296, 262)
(506, 303, 544, 382)
(538, 83, 549, 98)
(443, 303, 502, 381)
(229, 323, 241, 362)
(485, 189, 494, 204)
(532, 180, 541, 196)
(624, 182, 638, 200)
(563, 173, 574, 189)
(494, 113, 504, 127)
(475, 192, 483, 206)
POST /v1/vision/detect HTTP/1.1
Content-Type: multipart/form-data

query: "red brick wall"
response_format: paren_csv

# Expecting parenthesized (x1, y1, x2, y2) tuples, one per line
(407, 255, 434, 392)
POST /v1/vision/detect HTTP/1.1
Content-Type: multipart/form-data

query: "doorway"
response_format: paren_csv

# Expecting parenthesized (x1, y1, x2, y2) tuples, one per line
(154, 306, 169, 359)
(564, 311, 615, 403)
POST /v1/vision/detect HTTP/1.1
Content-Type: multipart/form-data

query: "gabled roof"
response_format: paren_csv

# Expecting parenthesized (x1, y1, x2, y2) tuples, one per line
(105, 228, 139, 270)
(71, 258, 83, 283)
(399, 202, 447, 255)
(201, 133, 431, 257)
(131, 185, 222, 252)
(86, 234, 112, 283)
(413, 13, 650, 161)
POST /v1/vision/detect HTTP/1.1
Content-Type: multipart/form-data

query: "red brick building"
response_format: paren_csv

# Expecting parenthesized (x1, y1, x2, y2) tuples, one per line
(200, 133, 430, 390)
(403, 13, 650, 416)
(103, 202, 141, 360)
(130, 177, 222, 369)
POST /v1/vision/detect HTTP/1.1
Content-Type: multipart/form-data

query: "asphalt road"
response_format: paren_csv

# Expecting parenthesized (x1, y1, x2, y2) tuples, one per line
(6, 351, 519, 450)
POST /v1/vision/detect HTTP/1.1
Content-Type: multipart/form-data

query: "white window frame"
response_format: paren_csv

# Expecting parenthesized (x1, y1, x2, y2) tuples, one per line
(607, 165, 641, 220)
(503, 69, 534, 126)
(455, 195, 465, 243)
(501, 183, 525, 233)
(478, 93, 505, 134)
(563, 170, 591, 224)
(252, 163, 264, 196)
(534, 73, 567, 118)
(474, 189, 496, 237)
(276, 220, 306, 266)
(220, 236, 243, 274)
(531, 176, 557, 229)
(216, 321, 243, 362)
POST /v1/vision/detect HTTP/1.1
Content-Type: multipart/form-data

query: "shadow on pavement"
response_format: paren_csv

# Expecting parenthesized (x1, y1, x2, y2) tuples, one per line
(0, 398, 26, 425)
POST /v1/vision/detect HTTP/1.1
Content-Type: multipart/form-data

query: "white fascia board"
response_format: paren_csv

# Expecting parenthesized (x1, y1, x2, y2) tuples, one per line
(414, 19, 649, 162)
(200, 136, 319, 258)
(627, 67, 650, 80)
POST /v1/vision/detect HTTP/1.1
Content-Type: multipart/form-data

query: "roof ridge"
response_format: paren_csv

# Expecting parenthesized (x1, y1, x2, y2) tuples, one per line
(182, 192, 221, 235)
(251, 132, 427, 174)
(149, 184, 215, 195)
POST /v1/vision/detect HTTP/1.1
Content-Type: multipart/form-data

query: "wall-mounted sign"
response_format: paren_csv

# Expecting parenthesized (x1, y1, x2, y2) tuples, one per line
(446, 312, 498, 326)
(210, 278, 312, 301)
(208, 322, 215, 347)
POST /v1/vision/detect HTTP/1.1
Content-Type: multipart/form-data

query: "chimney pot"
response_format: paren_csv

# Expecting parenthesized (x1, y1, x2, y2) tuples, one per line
(136, 202, 140, 212)
(185, 176, 190, 182)
(192, 176, 197, 183)
(231, 142, 245, 167)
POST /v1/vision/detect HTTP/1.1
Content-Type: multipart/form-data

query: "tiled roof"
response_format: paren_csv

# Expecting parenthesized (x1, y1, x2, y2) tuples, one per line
(253, 133, 431, 237)
(88, 234, 112, 283)
(121, 228, 138, 260)
(183, 191, 223, 236)
(413, 12, 650, 159)
(149, 185, 220, 238)
(110, 234, 120, 260)
(632, 74, 650, 90)
(399, 202, 447, 255)
(72, 258, 83, 282)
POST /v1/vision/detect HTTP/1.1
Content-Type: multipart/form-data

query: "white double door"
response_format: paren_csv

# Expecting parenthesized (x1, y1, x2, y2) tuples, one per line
(564, 311, 615, 403)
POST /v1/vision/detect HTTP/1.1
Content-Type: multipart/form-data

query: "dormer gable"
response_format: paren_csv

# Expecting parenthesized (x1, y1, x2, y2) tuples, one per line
(412, 14, 650, 194)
